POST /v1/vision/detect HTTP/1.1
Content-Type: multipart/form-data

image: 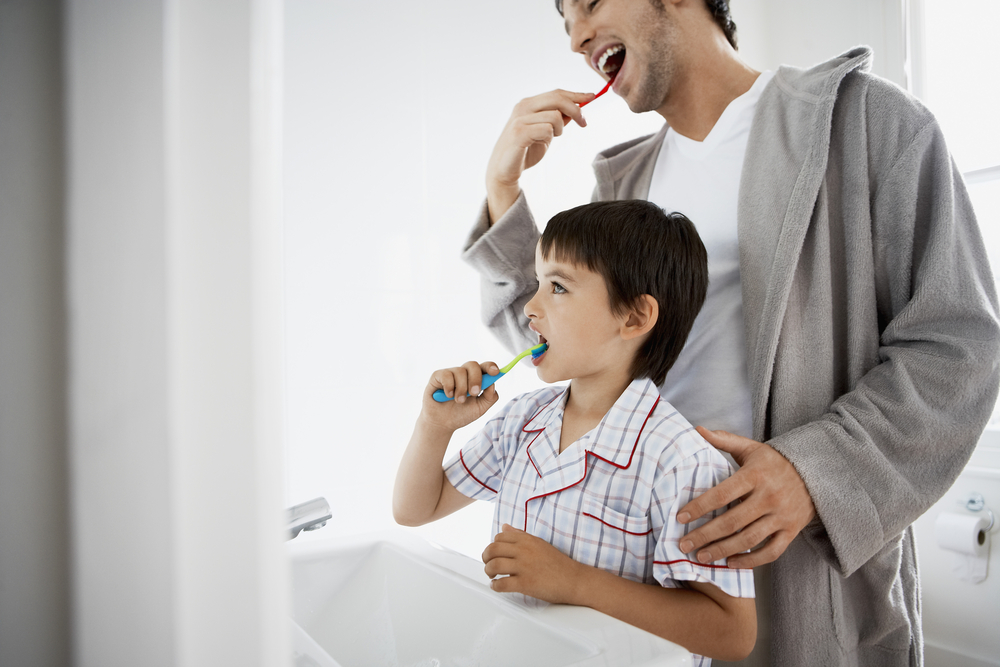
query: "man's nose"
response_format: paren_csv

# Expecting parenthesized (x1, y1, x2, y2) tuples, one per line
(568, 16, 594, 55)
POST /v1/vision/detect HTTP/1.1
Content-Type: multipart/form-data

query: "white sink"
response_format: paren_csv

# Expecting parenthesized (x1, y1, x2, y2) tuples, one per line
(288, 530, 691, 667)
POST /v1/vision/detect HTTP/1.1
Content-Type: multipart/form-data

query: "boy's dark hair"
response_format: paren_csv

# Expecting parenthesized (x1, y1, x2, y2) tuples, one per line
(554, 0, 738, 50)
(540, 200, 708, 386)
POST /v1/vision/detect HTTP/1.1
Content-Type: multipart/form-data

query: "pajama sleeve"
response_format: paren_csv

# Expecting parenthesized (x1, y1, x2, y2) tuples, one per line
(651, 447, 755, 599)
(443, 421, 503, 502)
(443, 387, 563, 502)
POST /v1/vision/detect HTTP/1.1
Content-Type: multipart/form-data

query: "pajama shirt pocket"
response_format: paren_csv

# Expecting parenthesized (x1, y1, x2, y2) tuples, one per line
(578, 495, 654, 583)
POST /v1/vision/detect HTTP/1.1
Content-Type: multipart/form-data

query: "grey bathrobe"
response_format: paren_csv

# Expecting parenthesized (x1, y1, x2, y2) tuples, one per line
(460, 48, 1000, 665)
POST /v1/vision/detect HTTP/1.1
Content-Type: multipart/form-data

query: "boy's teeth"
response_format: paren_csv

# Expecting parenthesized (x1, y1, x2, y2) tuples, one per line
(598, 45, 623, 74)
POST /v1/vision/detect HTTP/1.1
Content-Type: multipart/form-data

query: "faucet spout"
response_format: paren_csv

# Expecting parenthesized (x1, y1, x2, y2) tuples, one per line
(286, 497, 332, 540)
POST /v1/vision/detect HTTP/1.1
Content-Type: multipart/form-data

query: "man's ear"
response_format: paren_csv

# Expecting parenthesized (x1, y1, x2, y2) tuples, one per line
(621, 295, 658, 340)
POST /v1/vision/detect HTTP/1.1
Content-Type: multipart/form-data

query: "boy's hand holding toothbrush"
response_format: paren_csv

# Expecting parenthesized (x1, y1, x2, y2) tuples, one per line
(398, 346, 543, 526)
(418, 343, 547, 434)
(421, 361, 502, 432)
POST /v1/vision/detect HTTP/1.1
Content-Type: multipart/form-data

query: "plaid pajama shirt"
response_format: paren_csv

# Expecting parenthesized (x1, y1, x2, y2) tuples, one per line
(444, 377, 754, 667)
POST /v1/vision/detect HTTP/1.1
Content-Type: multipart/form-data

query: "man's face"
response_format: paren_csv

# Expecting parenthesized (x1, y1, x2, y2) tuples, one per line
(562, 0, 681, 114)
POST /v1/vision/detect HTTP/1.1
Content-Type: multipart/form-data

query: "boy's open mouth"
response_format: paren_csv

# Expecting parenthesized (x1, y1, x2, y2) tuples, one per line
(532, 335, 548, 366)
(597, 44, 625, 79)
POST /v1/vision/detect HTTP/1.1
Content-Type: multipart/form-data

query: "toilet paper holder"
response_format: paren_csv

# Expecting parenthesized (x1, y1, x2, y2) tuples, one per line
(961, 492, 995, 533)
(936, 493, 994, 583)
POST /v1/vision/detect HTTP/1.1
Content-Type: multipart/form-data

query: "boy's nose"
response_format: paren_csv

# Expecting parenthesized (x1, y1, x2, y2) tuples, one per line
(523, 291, 541, 319)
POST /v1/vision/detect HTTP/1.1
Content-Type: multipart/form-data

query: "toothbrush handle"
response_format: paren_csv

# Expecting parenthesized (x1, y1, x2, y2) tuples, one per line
(431, 371, 506, 403)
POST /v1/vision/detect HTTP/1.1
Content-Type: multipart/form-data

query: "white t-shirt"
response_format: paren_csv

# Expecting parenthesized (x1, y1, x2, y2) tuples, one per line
(647, 70, 776, 667)
(646, 71, 775, 439)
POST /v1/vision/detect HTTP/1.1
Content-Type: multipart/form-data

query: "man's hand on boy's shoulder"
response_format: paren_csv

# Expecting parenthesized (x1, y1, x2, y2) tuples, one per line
(421, 361, 502, 432)
(676, 427, 816, 569)
(482, 524, 583, 605)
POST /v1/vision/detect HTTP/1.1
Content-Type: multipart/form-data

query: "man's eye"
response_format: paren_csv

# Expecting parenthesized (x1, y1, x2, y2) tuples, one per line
(588, 0, 600, 11)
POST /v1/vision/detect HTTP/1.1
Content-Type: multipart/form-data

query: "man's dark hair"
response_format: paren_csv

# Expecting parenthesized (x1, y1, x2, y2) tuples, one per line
(554, 0, 738, 50)
(539, 200, 708, 385)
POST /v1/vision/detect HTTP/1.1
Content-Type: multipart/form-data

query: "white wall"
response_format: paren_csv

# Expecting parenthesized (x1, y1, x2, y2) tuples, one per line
(282, 0, 664, 558)
(64, 1, 289, 663)
(282, 0, 909, 559)
(2, 1, 290, 665)
(736, 0, 907, 86)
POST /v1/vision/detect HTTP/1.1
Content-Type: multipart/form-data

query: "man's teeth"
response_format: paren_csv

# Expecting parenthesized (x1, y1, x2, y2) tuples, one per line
(598, 45, 624, 74)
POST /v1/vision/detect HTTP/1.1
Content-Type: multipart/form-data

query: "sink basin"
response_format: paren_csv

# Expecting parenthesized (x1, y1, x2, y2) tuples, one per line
(288, 530, 691, 667)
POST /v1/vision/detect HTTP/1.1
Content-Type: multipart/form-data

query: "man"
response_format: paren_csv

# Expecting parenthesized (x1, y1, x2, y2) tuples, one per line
(461, 0, 1000, 665)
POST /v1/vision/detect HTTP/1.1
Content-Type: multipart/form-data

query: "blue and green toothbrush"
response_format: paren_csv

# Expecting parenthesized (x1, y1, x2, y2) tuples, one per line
(432, 343, 548, 403)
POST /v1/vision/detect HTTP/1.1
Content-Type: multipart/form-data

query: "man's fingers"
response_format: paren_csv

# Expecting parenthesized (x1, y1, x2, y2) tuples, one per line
(679, 496, 762, 552)
(510, 114, 559, 145)
(678, 472, 753, 524)
(696, 426, 759, 464)
(512, 89, 594, 127)
(686, 515, 777, 563)
(725, 530, 794, 569)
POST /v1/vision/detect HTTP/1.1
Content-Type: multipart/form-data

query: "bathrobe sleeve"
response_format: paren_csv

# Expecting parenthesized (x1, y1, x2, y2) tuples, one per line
(460, 193, 540, 357)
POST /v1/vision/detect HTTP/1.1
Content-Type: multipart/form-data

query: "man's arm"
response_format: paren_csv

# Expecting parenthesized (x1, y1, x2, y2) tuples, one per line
(482, 524, 756, 662)
(462, 194, 543, 356)
(462, 90, 596, 356)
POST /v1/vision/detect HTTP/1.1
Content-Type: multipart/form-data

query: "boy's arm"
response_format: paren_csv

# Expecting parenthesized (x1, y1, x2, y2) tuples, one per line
(392, 417, 476, 526)
(392, 362, 500, 526)
(483, 524, 756, 662)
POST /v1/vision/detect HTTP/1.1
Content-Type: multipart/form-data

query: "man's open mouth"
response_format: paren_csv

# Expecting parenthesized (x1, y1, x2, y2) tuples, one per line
(597, 44, 625, 79)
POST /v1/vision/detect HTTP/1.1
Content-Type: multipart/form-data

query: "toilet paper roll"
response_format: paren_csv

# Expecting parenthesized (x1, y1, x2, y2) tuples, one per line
(934, 511, 990, 557)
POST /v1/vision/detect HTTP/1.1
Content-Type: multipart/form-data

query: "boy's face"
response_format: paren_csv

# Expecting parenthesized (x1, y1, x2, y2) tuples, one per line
(524, 243, 633, 386)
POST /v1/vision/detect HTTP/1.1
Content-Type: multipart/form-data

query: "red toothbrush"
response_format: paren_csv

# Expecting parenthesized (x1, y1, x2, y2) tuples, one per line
(579, 76, 615, 108)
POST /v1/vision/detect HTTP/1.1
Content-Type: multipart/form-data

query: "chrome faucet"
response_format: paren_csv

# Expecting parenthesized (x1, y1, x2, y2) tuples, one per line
(286, 497, 332, 540)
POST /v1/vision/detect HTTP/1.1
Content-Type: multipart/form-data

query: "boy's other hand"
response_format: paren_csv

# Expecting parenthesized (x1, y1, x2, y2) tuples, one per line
(421, 361, 501, 432)
(676, 427, 816, 569)
(482, 524, 581, 604)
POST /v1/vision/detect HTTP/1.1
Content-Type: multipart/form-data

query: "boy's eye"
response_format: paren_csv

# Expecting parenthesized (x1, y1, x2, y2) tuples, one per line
(588, 0, 600, 11)
(551, 282, 567, 294)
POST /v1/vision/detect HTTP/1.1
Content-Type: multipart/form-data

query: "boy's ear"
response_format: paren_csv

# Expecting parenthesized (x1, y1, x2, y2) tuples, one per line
(621, 295, 658, 340)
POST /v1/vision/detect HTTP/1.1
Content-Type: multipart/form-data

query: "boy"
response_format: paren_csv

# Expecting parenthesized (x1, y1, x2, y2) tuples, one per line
(393, 200, 756, 664)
